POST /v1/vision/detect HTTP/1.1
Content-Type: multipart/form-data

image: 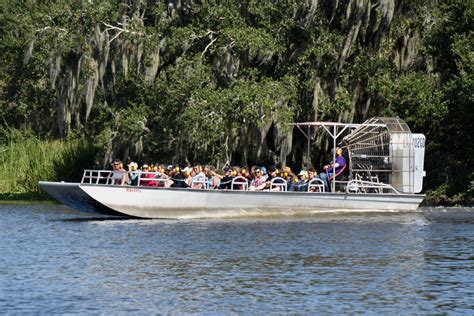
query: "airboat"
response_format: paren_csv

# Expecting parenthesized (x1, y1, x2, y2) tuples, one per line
(39, 117, 426, 218)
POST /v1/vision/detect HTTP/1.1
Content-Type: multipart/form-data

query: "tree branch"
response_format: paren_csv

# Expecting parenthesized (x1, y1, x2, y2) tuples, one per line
(102, 21, 144, 43)
(202, 36, 218, 56)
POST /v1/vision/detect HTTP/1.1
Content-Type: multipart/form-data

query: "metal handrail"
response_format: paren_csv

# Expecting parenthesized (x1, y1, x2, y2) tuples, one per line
(231, 176, 249, 191)
(82, 170, 114, 184)
(307, 178, 325, 192)
(137, 172, 169, 187)
(81, 170, 171, 187)
(345, 179, 401, 194)
(191, 176, 209, 189)
(270, 177, 287, 191)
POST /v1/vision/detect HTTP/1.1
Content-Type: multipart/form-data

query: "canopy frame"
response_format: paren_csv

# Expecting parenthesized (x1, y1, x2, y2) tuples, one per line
(292, 121, 386, 192)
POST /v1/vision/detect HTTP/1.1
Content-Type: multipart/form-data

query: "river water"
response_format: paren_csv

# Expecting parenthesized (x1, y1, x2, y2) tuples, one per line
(1, 204, 473, 314)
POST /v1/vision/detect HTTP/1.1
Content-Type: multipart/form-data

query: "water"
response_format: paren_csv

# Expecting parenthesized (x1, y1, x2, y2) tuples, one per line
(1, 204, 473, 314)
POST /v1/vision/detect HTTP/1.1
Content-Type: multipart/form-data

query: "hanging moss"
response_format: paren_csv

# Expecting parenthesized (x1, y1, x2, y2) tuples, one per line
(1, 0, 473, 203)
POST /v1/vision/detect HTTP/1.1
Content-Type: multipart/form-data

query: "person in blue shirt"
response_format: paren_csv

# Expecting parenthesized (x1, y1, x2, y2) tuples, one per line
(318, 147, 347, 190)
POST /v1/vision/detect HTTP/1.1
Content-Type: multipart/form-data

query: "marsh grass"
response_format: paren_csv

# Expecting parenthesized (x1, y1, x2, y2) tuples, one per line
(0, 137, 96, 194)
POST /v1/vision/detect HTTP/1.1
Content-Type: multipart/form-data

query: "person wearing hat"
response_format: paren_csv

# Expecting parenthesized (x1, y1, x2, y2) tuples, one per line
(140, 163, 159, 187)
(170, 165, 190, 188)
(291, 169, 309, 191)
(127, 162, 139, 186)
(180, 166, 193, 187)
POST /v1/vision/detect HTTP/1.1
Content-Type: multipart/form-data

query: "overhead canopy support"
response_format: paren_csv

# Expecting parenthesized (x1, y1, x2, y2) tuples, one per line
(292, 122, 386, 192)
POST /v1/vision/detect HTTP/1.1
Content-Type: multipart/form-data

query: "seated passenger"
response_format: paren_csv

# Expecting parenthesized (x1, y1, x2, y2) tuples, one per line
(204, 165, 221, 189)
(289, 170, 308, 191)
(307, 167, 317, 180)
(280, 166, 296, 191)
(170, 166, 190, 188)
(249, 168, 267, 191)
(229, 166, 249, 190)
(232, 166, 241, 177)
(111, 159, 128, 185)
(304, 167, 318, 191)
(191, 164, 207, 189)
(144, 169, 159, 187)
(266, 166, 284, 191)
(127, 162, 139, 186)
(139, 163, 157, 187)
(260, 166, 268, 178)
(182, 166, 193, 187)
(318, 147, 347, 190)
(156, 164, 169, 188)
(218, 167, 233, 190)
(240, 167, 253, 186)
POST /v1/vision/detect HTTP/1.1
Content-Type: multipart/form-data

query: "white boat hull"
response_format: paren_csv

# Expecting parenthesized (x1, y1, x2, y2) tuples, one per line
(38, 181, 126, 216)
(79, 184, 425, 219)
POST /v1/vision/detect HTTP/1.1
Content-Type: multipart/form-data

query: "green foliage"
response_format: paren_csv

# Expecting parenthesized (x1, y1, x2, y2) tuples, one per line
(0, 0, 473, 204)
(179, 74, 297, 162)
(87, 77, 151, 155)
(369, 71, 446, 130)
(422, 0, 474, 204)
(0, 131, 97, 193)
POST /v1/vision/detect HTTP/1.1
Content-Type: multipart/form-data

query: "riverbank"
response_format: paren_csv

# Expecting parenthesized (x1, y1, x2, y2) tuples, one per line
(0, 135, 97, 197)
(0, 192, 53, 202)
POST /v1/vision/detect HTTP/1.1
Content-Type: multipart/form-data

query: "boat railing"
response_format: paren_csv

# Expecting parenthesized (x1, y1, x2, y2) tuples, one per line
(82, 170, 114, 184)
(231, 176, 249, 191)
(82, 170, 173, 187)
(137, 171, 169, 187)
(345, 179, 401, 194)
(191, 176, 209, 190)
(270, 177, 287, 192)
(81, 170, 401, 195)
(307, 178, 326, 192)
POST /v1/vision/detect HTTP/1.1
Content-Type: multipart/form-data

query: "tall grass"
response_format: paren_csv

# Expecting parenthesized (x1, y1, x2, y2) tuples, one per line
(0, 137, 97, 194)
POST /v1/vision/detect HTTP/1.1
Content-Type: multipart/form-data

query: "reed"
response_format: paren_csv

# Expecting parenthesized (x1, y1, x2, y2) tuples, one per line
(0, 137, 96, 194)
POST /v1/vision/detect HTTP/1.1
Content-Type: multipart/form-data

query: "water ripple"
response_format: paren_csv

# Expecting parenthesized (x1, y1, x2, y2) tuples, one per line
(0, 204, 473, 313)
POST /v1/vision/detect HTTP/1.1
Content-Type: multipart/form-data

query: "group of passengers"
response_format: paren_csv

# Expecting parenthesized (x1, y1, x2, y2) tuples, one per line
(110, 147, 347, 192)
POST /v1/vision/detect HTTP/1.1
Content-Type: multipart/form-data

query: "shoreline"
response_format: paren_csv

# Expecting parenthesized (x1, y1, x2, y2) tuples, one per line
(0, 192, 54, 203)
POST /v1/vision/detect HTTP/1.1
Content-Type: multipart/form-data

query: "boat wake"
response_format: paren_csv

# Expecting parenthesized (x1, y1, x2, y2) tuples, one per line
(172, 207, 412, 220)
(422, 207, 474, 224)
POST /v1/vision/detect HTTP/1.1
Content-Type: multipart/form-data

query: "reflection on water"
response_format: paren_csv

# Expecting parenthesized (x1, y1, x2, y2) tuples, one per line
(0, 204, 473, 313)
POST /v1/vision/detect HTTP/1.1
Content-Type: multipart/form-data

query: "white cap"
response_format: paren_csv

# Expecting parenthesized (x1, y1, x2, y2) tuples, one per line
(183, 167, 192, 173)
(298, 170, 308, 176)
